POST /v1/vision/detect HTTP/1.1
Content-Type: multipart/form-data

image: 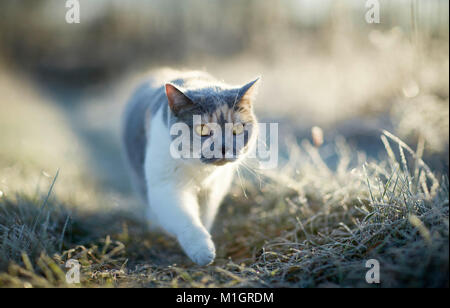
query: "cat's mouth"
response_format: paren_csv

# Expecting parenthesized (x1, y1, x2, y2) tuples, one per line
(212, 159, 229, 166)
(202, 157, 237, 166)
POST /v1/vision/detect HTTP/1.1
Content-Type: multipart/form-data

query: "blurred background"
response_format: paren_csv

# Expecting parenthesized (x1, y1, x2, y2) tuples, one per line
(0, 0, 448, 199)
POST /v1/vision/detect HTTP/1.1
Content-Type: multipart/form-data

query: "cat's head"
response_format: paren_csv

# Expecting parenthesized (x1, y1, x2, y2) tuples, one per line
(165, 78, 260, 166)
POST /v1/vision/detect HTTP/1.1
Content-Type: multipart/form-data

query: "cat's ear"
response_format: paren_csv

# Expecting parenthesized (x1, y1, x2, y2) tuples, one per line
(165, 83, 194, 115)
(238, 77, 261, 107)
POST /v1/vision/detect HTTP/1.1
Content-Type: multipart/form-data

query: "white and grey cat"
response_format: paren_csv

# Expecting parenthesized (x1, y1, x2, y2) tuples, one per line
(122, 69, 259, 265)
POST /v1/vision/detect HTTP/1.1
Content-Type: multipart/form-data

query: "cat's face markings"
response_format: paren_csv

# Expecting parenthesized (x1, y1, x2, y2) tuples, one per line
(165, 77, 260, 165)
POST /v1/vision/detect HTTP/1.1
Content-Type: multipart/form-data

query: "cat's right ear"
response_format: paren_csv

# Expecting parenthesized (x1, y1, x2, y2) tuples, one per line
(165, 83, 194, 116)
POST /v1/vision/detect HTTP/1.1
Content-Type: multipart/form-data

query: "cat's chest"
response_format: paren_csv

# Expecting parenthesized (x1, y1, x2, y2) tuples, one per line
(176, 162, 232, 189)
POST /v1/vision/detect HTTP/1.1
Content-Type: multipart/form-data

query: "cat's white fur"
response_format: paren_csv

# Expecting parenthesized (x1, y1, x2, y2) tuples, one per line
(144, 107, 236, 265)
(123, 70, 258, 265)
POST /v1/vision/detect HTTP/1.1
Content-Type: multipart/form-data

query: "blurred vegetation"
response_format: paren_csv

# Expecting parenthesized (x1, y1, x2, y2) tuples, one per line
(0, 1, 448, 84)
(0, 1, 448, 160)
(0, 0, 448, 287)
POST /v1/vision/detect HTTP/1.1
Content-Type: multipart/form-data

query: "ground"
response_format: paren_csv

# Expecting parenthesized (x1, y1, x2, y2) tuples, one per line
(0, 57, 448, 287)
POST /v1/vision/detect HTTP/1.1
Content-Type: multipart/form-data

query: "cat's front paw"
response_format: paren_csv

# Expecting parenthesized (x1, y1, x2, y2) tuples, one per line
(190, 237, 216, 266)
(178, 230, 216, 266)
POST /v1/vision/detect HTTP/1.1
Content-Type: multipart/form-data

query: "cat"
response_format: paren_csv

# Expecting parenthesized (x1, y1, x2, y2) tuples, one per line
(122, 69, 260, 265)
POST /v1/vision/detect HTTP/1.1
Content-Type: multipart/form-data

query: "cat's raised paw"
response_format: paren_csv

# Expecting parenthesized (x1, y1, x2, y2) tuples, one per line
(190, 240, 216, 266)
(179, 232, 216, 266)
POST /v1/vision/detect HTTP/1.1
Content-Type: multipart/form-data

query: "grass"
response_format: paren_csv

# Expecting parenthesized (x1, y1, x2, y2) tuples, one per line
(0, 126, 448, 287)
(0, 2, 448, 286)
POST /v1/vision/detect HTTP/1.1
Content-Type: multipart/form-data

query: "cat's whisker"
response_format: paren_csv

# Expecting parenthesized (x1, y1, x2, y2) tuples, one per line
(240, 160, 260, 176)
(236, 165, 249, 199)
(240, 160, 267, 189)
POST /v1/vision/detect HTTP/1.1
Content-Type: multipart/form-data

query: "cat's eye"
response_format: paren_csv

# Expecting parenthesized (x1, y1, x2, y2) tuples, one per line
(195, 124, 211, 136)
(232, 123, 245, 135)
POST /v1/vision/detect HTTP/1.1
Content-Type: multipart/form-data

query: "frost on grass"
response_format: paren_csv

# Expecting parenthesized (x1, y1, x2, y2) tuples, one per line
(0, 131, 448, 287)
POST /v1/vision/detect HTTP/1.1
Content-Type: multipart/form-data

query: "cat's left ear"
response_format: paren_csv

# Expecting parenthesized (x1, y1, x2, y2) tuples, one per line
(238, 77, 261, 107)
